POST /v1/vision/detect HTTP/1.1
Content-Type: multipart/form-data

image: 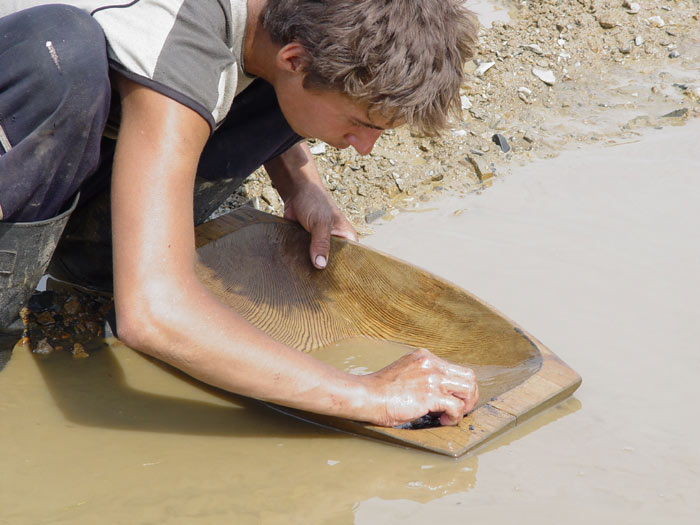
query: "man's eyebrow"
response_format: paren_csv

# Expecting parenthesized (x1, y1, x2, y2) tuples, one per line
(350, 117, 386, 131)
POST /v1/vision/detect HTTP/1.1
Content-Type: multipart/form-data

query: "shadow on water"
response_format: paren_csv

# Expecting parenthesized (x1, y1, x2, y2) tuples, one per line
(29, 337, 347, 441)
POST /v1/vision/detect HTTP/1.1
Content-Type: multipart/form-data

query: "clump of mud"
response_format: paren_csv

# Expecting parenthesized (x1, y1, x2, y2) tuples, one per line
(215, 0, 699, 233)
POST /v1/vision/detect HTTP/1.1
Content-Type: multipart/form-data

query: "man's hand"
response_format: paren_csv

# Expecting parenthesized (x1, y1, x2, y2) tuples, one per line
(265, 142, 357, 269)
(361, 348, 479, 427)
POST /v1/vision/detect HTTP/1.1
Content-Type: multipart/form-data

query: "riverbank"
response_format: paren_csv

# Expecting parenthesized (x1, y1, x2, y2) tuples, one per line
(219, 0, 700, 234)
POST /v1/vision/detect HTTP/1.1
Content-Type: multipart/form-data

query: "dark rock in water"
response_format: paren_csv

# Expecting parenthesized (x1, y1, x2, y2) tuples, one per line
(364, 209, 386, 224)
(492, 133, 511, 153)
(395, 413, 442, 430)
(662, 108, 688, 118)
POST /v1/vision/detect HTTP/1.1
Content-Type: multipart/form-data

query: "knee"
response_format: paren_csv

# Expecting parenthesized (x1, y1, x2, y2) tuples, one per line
(40, 5, 109, 89)
(2, 5, 111, 129)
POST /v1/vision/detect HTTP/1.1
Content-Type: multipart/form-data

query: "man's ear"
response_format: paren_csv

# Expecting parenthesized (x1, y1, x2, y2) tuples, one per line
(276, 42, 311, 74)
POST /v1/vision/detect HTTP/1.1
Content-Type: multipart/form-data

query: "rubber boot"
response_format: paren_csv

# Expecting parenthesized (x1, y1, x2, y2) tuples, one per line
(0, 194, 79, 335)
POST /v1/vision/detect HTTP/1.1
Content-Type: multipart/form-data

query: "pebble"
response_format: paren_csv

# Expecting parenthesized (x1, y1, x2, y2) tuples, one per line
(532, 67, 556, 85)
(72, 342, 89, 359)
(648, 16, 665, 27)
(662, 108, 688, 118)
(364, 209, 386, 224)
(491, 133, 511, 153)
(624, 2, 641, 15)
(669, 50, 680, 59)
(474, 61, 495, 77)
(33, 338, 54, 355)
(635, 35, 644, 46)
(598, 15, 618, 30)
(261, 186, 278, 205)
(309, 142, 327, 155)
(522, 43, 544, 55)
(460, 95, 473, 110)
(451, 129, 468, 137)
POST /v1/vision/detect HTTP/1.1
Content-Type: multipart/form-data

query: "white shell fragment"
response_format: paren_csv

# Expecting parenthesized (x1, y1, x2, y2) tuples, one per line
(647, 16, 665, 27)
(309, 142, 327, 155)
(474, 61, 496, 77)
(460, 95, 473, 110)
(532, 67, 556, 85)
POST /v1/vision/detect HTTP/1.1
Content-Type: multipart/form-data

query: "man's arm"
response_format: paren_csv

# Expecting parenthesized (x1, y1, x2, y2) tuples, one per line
(111, 76, 478, 427)
(264, 141, 356, 269)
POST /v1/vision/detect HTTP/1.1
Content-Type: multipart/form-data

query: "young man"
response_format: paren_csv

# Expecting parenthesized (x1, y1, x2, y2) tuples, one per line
(0, 1, 480, 427)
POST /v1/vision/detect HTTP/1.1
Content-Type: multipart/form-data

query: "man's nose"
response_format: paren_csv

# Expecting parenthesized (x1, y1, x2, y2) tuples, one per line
(346, 129, 382, 155)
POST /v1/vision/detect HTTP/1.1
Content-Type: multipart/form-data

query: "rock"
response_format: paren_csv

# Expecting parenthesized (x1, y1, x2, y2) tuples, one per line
(72, 342, 89, 359)
(491, 133, 511, 153)
(661, 108, 688, 119)
(391, 172, 407, 191)
(521, 43, 544, 55)
(532, 67, 556, 85)
(451, 129, 468, 137)
(635, 35, 644, 46)
(35, 311, 55, 325)
(669, 50, 680, 59)
(465, 154, 492, 182)
(647, 16, 665, 27)
(63, 296, 81, 315)
(309, 141, 327, 155)
(623, 2, 640, 15)
(598, 15, 618, 29)
(364, 209, 386, 224)
(33, 338, 54, 355)
(460, 95, 473, 110)
(260, 186, 278, 206)
(518, 86, 533, 103)
(474, 61, 495, 77)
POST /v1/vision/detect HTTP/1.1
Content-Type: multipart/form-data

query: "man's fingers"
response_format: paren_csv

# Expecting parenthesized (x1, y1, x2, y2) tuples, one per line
(330, 216, 359, 243)
(309, 219, 332, 269)
(437, 395, 467, 426)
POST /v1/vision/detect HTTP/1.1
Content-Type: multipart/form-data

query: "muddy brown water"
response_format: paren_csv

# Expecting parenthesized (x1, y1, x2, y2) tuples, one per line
(3, 121, 699, 523)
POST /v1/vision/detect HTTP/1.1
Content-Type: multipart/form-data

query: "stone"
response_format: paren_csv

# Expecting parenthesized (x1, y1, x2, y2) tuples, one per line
(598, 15, 618, 29)
(532, 67, 556, 85)
(647, 16, 665, 28)
(624, 2, 640, 15)
(33, 338, 54, 355)
(635, 35, 644, 46)
(492, 133, 511, 153)
(661, 108, 688, 119)
(72, 343, 89, 359)
(460, 95, 473, 110)
(364, 209, 386, 224)
(309, 142, 327, 155)
(521, 43, 544, 55)
(474, 61, 495, 77)
(669, 50, 680, 59)
(261, 186, 278, 206)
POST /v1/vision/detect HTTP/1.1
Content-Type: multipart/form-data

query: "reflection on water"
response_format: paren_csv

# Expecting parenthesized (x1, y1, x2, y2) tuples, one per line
(0, 335, 577, 523)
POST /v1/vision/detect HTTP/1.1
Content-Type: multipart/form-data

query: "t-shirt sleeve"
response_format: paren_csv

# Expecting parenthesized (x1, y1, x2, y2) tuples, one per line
(93, 0, 243, 132)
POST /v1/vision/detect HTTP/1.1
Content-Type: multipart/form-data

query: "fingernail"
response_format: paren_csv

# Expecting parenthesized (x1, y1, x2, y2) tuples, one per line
(315, 255, 327, 268)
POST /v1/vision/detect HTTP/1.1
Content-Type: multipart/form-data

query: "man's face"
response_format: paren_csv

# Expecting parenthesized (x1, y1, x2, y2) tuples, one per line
(274, 82, 391, 155)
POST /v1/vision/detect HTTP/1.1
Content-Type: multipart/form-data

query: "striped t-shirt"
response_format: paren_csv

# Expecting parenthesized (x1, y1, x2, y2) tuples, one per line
(1, 0, 255, 131)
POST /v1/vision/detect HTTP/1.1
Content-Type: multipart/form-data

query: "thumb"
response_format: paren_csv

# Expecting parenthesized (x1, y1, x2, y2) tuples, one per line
(309, 219, 332, 269)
